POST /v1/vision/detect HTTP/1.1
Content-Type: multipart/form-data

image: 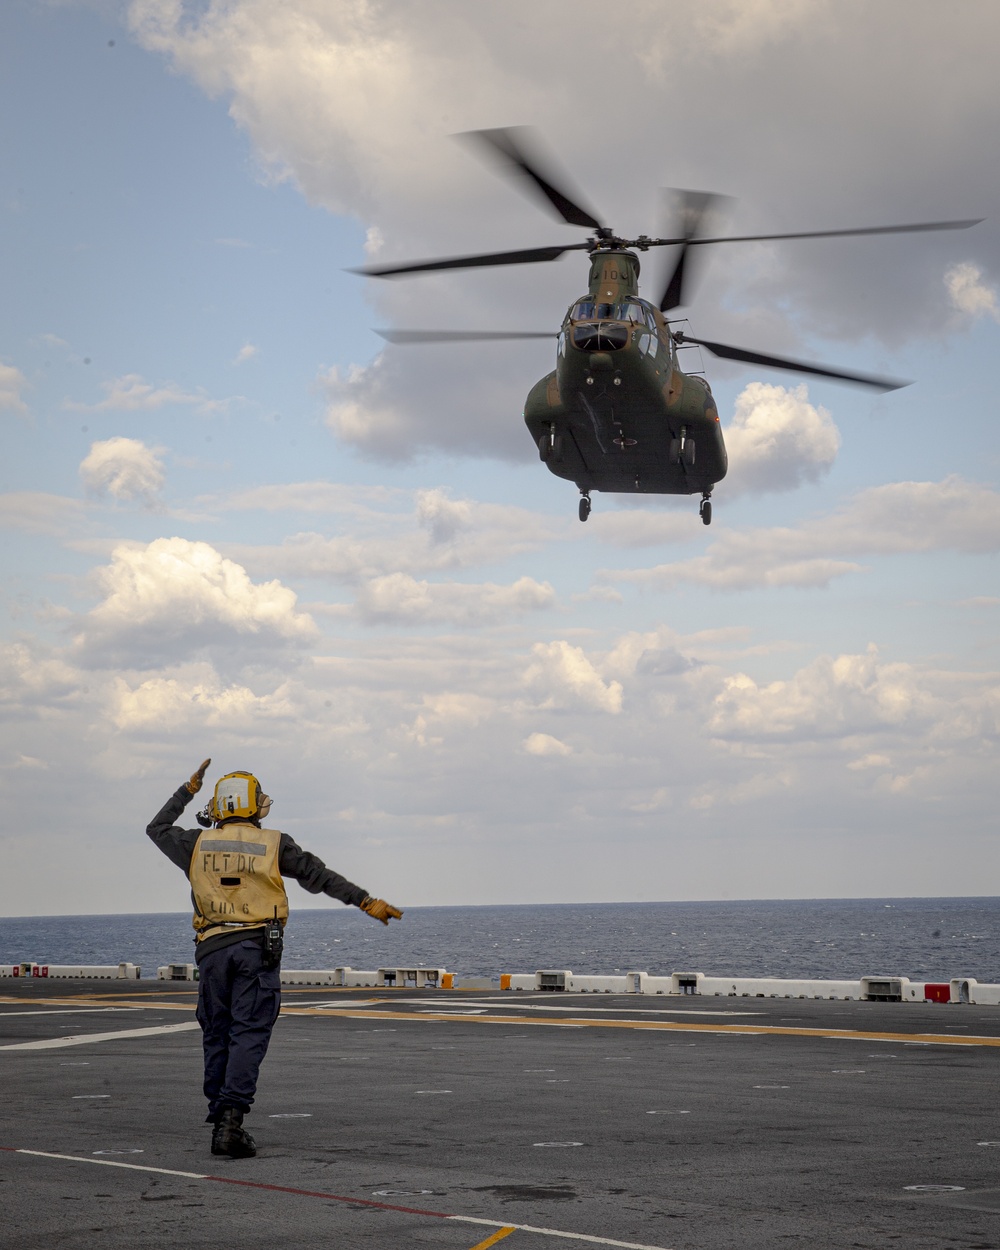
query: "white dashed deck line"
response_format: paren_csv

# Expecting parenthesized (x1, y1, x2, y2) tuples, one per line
(0, 1009, 143, 1017)
(0, 1021, 202, 1050)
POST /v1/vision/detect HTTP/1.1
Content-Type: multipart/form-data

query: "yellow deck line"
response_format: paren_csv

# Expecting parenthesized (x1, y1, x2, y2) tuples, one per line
(277, 1005, 1000, 1047)
(467, 1227, 517, 1249)
(4, 995, 998, 1048)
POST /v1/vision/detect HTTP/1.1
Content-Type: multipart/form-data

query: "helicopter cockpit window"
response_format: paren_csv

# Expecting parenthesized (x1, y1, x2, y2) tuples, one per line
(571, 300, 596, 320)
(622, 302, 646, 323)
(595, 302, 616, 319)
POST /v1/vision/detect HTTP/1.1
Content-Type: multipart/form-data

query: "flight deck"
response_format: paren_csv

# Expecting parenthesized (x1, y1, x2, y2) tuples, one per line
(2, 979, 999, 1249)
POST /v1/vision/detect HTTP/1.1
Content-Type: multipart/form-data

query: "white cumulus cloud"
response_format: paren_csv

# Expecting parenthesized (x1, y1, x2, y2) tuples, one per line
(523, 732, 572, 757)
(79, 437, 166, 505)
(355, 572, 554, 626)
(76, 537, 317, 666)
(708, 645, 936, 740)
(722, 382, 840, 496)
(601, 476, 1000, 591)
(0, 363, 29, 415)
(67, 372, 233, 414)
(523, 640, 623, 714)
(945, 262, 1000, 322)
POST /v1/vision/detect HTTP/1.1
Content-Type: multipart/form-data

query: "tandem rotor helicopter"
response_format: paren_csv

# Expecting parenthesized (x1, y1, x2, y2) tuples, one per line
(356, 128, 980, 525)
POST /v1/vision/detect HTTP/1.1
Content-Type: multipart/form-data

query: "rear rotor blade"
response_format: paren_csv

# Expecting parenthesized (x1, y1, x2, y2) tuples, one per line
(458, 127, 604, 230)
(658, 189, 730, 313)
(377, 329, 556, 344)
(353, 241, 590, 278)
(674, 331, 909, 391)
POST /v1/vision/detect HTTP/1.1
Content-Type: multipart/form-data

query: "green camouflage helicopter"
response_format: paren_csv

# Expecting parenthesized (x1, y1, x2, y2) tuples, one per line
(358, 129, 979, 524)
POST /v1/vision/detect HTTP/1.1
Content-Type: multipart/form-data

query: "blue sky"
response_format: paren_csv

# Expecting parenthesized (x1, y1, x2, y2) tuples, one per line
(2, 0, 998, 917)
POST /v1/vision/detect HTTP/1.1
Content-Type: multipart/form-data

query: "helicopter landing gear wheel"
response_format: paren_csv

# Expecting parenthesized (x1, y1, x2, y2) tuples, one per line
(579, 493, 592, 523)
(699, 495, 712, 526)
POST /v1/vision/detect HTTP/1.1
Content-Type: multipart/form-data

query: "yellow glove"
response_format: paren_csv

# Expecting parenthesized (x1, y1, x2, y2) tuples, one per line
(185, 758, 212, 795)
(360, 896, 403, 925)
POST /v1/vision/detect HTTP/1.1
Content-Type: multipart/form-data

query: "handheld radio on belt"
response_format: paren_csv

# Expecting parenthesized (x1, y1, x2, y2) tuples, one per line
(262, 907, 283, 969)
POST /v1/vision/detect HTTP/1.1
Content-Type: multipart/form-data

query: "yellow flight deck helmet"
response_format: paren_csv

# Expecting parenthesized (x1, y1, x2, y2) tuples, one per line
(207, 771, 271, 823)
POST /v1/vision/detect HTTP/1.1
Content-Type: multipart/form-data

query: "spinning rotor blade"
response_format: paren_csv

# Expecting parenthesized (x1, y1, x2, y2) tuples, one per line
(354, 241, 590, 278)
(459, 127, 604, 230)
(674, 331, 909, 391)
(659, 190, 730, 313)
(686, 218, 982, 248)
(377, 329, 556, 344)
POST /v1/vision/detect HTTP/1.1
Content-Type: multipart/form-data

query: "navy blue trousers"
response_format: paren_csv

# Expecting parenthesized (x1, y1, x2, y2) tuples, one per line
(196, 938, 281, 1120)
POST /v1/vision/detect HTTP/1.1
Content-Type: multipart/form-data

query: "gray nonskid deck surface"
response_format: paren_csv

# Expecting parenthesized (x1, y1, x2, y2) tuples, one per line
(1, 981, 999, 1249)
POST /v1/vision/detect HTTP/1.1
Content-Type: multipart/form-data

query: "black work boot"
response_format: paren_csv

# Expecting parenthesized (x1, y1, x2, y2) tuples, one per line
(211, 1107, 257, 1158)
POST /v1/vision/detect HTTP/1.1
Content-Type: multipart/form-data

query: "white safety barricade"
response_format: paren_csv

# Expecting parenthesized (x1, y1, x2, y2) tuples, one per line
(861, 976, 912, 1002)
(566, 974, 629, 993)
(38, 963, 141, 980)
(377, 967, 447, 988)
(950, 978, 1000, 1005)
(3, 962, 141, 980)
(157, 964, 198, 981)
(699, 975, 863, 1000)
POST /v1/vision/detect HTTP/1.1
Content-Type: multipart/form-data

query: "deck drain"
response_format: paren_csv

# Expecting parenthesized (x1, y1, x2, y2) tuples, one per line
(534, 1141, 583, 1148)
(904, 1184, 965, 1192)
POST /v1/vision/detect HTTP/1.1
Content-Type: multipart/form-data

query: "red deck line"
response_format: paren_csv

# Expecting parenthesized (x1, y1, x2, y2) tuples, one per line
(207, 1173, 453, 1217)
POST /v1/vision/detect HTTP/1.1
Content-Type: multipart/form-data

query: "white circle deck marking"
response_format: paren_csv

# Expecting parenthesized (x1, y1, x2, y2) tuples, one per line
(415, 1090, 452, 1094)
(646, 1110, 690, 1115)
(546, 1079, 570, 1083)
(831, 1069, 866, 1074)
(904, 1184, 965, 1192)
(753, 1085, 789, 1089)
(525, 1069, 555, 1072)
(534, 1141, 584, 1147)
(72, 1094, 110, 1099)
(268, 1113, 313, 1118)
(92, 1149, 143, 1155)
(977, 1141, 1000, 1146)
(372, 1189, 435, 1197)
(59, 1062, 90, 1066)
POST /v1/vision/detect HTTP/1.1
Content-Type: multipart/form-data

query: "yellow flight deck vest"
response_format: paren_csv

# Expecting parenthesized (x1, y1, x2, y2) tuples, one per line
(189, 822, 288, 943)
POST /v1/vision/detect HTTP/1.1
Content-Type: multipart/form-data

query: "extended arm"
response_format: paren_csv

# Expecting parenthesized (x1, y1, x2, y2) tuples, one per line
(146, 784, 201, 872)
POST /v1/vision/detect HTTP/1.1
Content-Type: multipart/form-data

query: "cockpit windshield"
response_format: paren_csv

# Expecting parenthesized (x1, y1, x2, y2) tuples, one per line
(570, 299, 649, 323)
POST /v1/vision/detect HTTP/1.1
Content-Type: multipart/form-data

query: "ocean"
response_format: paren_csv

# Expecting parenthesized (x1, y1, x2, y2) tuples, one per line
(1, 897, 997, 983)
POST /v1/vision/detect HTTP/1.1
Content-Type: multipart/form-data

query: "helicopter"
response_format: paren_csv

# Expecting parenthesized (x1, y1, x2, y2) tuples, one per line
(356, 128, 980, 524)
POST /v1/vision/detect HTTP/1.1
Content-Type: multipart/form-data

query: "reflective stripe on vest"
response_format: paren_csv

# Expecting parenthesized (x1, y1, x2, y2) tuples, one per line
(189, 823, 288, 942)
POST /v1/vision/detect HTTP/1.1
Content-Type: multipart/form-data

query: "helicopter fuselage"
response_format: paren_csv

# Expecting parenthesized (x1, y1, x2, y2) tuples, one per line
(523, 250, 727, 499)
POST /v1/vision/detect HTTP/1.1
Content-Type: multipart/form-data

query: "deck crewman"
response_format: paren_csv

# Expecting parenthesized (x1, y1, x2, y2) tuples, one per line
(146, 759, 402, 1158)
